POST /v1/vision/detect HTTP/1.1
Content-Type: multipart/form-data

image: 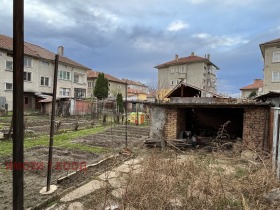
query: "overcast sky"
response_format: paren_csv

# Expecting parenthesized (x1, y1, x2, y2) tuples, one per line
(1, 0, 280, 96)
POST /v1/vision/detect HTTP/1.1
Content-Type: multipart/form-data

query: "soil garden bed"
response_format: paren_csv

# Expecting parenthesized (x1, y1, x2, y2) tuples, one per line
(0, 124, 150, 209)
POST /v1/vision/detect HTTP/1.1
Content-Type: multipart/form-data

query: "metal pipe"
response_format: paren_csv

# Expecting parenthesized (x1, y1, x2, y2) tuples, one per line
(46, 54, 59, 191)
(13, 0, 24, 209)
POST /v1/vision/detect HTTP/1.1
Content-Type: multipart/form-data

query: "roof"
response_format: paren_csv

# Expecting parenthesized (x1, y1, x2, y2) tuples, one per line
(127, 87, 147, 95)
(0, 34, 90, 70)
(87, 70, 126, 84)
(147, 91, 156, 98)
(154, 55, 219, 69)
(255, 91, 280, 100)
(259, 38, 280, 57)
(165, 81, 224, 99)
(240, 79, 263, 90)
(122, 78, 148, 87)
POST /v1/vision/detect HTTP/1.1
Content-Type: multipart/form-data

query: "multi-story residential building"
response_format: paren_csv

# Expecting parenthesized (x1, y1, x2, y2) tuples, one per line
(260, 38, 280, 94)
(240, 79, 263, 99)
(0, 34, 90, 110)
(87, 70, 126, 99)
(154, 52, 219, 98)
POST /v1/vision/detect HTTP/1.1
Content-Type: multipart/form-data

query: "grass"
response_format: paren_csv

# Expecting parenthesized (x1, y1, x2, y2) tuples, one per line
(0, 126, 108, 157)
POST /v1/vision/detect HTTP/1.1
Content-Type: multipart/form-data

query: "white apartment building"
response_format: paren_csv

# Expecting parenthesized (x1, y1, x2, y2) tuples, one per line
(0, 34, 90, 111)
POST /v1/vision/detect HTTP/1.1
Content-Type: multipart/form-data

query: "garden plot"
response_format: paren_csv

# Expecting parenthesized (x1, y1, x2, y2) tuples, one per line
(0, 124, 150, 209)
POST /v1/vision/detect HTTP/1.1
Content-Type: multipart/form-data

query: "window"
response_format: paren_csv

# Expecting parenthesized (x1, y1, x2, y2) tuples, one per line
(74, 88, 86, 98)
(6, 61, 13, 71)
(5, 83, 13, 90)
(118, 85, 121, 89)
(170, 80, 174, 85)
(24, 56, 32, 67)
(25, 97, 28, 104)
(273, 52, 280, 63)
(59, 88, 70, 96)
(74, 74, 79, 83)
(41, 61, 49, 66)
(59, 70, 71, 80)
(73, 72, 85, 84)
(272, 71, 280, 82)
(24, 72, 32, 81)
(41, 76, 50, 86)
(170, 67, 175, 73)
(179, 66, 186, 73)
(88, 81, 93, 88)
(109, 83, 111, 87)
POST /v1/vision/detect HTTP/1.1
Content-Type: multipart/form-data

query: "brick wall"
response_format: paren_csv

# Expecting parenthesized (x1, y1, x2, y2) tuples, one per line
(164, 108, 178, 139)
(243, 107, 269, 150)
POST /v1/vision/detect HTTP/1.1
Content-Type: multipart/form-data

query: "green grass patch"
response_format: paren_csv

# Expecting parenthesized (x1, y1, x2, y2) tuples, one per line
(0, 126, 108, 157)
(234, 166, 248, 179)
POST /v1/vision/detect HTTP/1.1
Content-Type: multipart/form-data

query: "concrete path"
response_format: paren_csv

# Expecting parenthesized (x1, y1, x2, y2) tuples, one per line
(44, 157, 144, 210)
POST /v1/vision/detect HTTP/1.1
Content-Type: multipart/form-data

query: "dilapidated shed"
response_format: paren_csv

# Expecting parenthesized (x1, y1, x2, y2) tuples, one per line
(149, 96, 272, 151)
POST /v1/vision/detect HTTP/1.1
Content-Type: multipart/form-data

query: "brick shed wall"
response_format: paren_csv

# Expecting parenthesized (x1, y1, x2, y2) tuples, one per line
(243, 107, 270, 150)
(164, 108, 178, 139)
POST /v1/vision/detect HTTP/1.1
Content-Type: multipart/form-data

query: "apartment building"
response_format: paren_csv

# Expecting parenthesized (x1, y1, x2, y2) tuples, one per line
(260, 38, 280, 94)
(154, 52, 219, 98)
(0, 34, 90, 110)
(87, 70, 126, 99)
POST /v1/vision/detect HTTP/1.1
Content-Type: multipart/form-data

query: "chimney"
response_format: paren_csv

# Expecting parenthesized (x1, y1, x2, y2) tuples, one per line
(58, 46, 64, 56)
(175, 54, 179, 61)
(254, 79, 262, 83)
(191, 52, 194, 56)
(207, 54, 210, 60)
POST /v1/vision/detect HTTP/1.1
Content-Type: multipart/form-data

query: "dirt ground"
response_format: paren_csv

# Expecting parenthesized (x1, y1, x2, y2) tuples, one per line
(0, 124, 150, 209)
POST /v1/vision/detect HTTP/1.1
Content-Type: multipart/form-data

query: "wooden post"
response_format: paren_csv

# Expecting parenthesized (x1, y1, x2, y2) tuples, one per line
(46, 54, 59, 191)
(13, 0, 24, 209)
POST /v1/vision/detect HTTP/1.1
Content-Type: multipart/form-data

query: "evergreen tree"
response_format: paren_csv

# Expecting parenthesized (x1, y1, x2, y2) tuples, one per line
(116, 93, 124, 113)
(248, 90, 257, 99)
(94, 73, 109, 99)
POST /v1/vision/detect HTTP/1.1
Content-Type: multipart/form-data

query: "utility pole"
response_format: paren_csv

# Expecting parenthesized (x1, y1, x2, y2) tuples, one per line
(13, 0, 24, 209)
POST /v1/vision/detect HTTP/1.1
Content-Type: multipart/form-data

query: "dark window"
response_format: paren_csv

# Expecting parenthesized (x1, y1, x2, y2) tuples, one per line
(74, 88, 86, 98)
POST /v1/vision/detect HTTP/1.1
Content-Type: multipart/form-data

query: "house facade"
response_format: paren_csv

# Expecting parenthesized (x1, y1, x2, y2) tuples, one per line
(260, 38, 280, 94)
(122, 79, 149, 101)
(240, 79, 263, 99)
(154, 52, 219, 99)
(0, 34, 89, 111)
(87, 70, 126, 99)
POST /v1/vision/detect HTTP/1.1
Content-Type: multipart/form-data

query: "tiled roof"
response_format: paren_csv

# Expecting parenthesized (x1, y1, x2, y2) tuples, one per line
(259, 38, 280, 56)
(122, 78, 148, 87)
(0, 34, 90, 70)
(127, 87, 147, 95)
(240, 79, 263, 90)
(260, 38, 280, 46)
(154, 55, 219, 69)
(147, 91, 156, 98)
(87, 70, 126, 84)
